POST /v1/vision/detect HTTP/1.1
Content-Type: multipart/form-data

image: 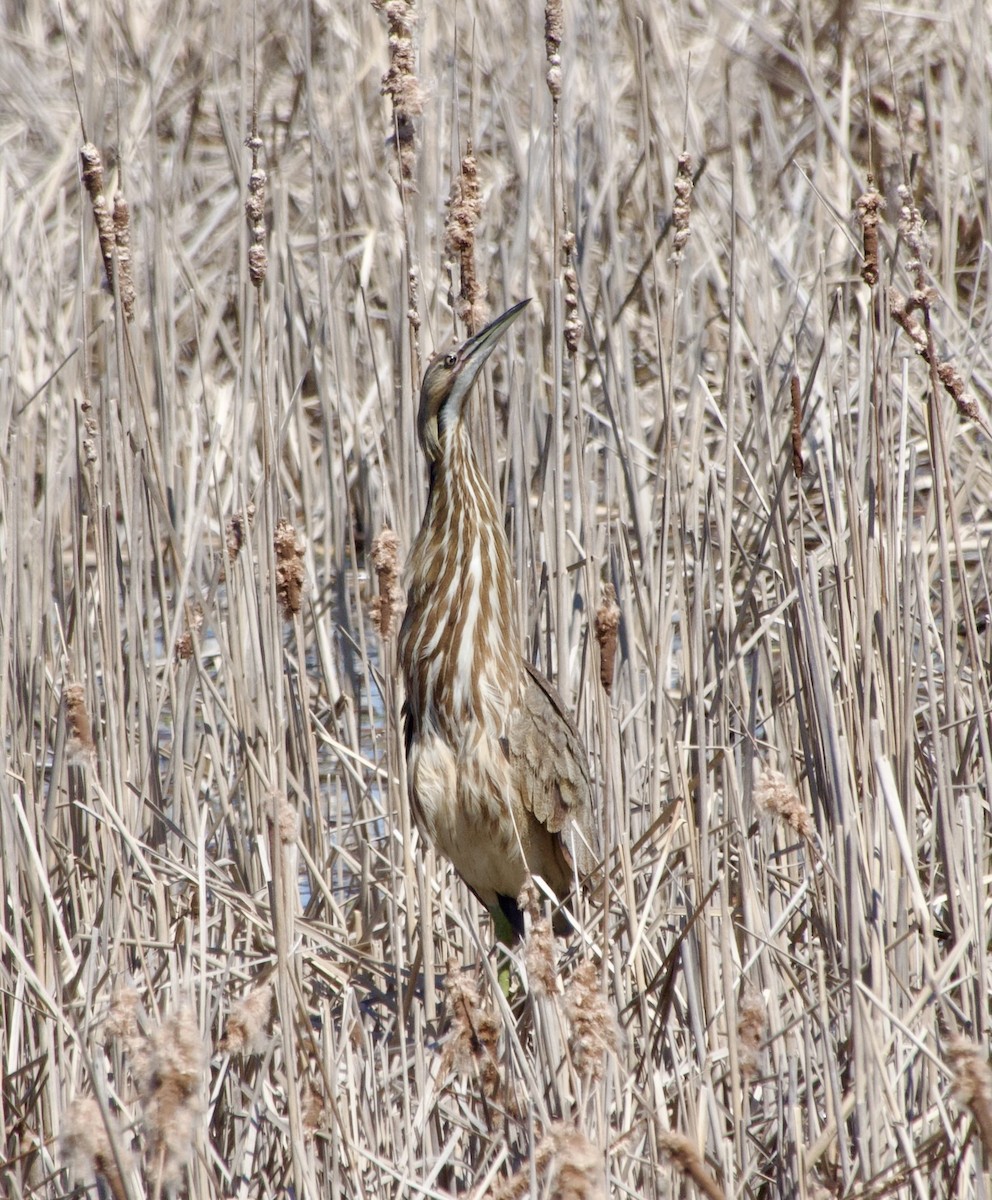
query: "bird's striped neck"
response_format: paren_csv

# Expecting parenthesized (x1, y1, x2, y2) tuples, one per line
(402, 422, 521, 736)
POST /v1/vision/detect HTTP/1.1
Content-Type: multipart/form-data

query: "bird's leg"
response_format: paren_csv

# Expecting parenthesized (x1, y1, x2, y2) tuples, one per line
(490, 907, 518, 998)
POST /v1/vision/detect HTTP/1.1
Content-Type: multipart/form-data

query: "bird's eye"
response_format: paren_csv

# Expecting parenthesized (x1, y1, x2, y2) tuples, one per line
(444, 352, 457, 368)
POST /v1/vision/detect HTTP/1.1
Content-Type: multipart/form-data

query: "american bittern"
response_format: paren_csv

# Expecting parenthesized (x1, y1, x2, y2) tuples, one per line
(398, 299, 595, 941)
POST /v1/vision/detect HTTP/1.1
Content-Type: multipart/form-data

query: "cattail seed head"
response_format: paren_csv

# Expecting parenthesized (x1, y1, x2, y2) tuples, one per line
(62, 1096, 129, 1200)
(564, 961, 619, 1082)
(736, 984, 767, 1084)
(444, 148, 486, 334)
(440, 961, 502, 1100)
(376, 0, 422, 190)
(370, 527, 402, 638)
(220, 983, 273, 1055)
(659, 1131, 725, 1200)
(946, 1037, 992, 1156)
(112, 192, 136, 322)
(753, 765, 813, 840)
(790, 374, 804, 478)
(545, 0, 563, 101)
(594, 583, 620, 695)
(274, 519, 305, 618)
(80, 143, 117, 300)
(855, 177, 882, 287)
(65, 682, 96, 759)
(491, 1123, 603, 1200)
(139, 1006, 206, 1188)
(671, 152, 693, 263)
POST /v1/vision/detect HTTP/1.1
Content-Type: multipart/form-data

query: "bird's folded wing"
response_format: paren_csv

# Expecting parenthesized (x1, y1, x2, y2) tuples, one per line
(506, 660, 597, 874)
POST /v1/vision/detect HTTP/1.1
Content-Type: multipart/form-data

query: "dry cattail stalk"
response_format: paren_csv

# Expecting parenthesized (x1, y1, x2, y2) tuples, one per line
(790, 374, 804, 478)
(544, 0, 563, 102)
(753, 765, 813, 840)
(593, 583, 620, 695)
(369, 527, 401, 638)
(219, 983, 273, 1055)
(670, 152, 694, 263)
(80, 143, 116, 297)
(659, 1131, 725, 1200)
(62, 1096, 129, 1200)
(440, 961, 502, 1100)
(444, 147, 486, 333)
(564, 960, 619, 1082)
(65, 682, 95, 758)
(274, 519, 305, 618)
(226, 505, 255, 561)
(855, 177, 881, 287)
(139, 1006, 206, 1188)
(736, 984, 767, 1084)
(112, 192, 136, 322)
(562, 229, 582, 355)
(946, 1037, 992, 1156)
(244, 130, 268, 289)
(490, 1122, 603, 1200)
(520, 882, 557, 997)
(374, 0, 423, 190)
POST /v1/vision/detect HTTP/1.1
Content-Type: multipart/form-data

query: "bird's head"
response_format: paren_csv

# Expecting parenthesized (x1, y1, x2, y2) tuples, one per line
(417, 298, 530, 462)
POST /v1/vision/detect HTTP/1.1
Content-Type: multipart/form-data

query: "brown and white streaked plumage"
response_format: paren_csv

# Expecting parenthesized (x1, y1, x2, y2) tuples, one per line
(398, 299, 595, 939)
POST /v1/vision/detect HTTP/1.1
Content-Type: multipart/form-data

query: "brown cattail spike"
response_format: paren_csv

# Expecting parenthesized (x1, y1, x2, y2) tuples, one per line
(790, 374, 804, 478)
(736, 984, 767, 1084)
(564, 961, 619, 1082)
(80, 143, 117, 299)
(245, 131, 268, 288)
(375, 0, 423, 190)
(545, 0, 563, 102)
(562, 229, 582, 355)
(274, 519, 305, 618)
(444, 147, 485, 334)
(219, 983, 273, 1055)
(440, 962, 502, 1100)
(753, 765, 813, 840)
(62, 1097, 129, 1200)
(946, 1037, 992, 1157)
(594, 583, 620, 695)
(66, 682, 95, 756)
(671, 152, 693, 264)
(855, 176, 881, 287)
(140, 1007, 206, 1188)
(889, 289, 980, 422)
(370, 527, 401, 638)
(112, 192, 136, 322)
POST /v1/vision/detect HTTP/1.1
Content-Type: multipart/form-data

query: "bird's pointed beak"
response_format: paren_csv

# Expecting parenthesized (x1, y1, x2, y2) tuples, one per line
(457, 298, 531, 386)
